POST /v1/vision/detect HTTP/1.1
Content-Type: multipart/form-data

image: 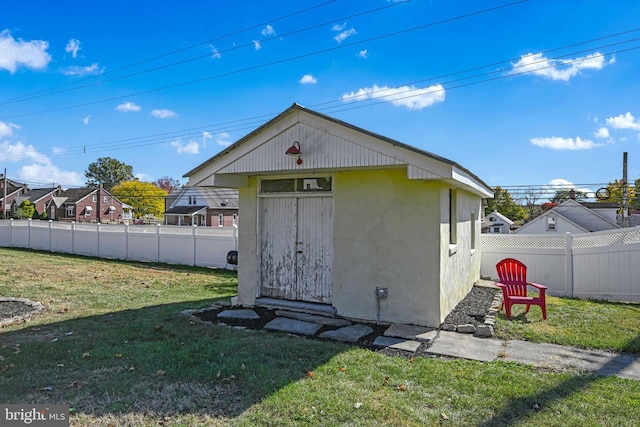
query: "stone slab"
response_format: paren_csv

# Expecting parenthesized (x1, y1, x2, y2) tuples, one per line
(217, 309, 260, 320)
(503, 340, 640, 379)
(426, 331, 503, 362)
(373, 336, 422, 353)
(318, 324, 373, 343)
(384, 324, 437, 343)
(264, 317, 322, 336)
(275, 310, 351, 327)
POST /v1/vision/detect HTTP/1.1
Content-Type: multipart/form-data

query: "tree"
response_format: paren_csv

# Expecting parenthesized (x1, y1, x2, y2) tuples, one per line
(153, 176, 182, 193)
(85, 157, 134, 191)
(521, 187, 543, 219)
(485, 186, 527, 222)
(112, 180, 167, 219)
(550, 189, 588, 204)
(598, 179, 635, 210)
(631, 178, 640, 210)
(14, 200, 35, 219)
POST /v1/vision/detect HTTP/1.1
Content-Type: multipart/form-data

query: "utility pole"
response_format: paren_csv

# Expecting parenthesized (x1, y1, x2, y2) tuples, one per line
(622, 152, 628, 228)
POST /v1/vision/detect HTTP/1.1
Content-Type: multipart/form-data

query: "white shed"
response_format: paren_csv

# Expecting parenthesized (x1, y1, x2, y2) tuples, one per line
(185, 104, 493, 327)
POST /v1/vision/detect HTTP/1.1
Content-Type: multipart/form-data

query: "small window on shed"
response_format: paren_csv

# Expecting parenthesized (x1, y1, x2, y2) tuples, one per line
(261, 179, 296, 193)
(547, 215, 557, 231)
(261, 177, 332, 194)
(218, 214, 224, 227)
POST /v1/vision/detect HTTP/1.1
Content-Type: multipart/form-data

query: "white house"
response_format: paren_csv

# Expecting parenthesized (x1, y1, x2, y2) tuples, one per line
(164, 186, 238, 227)
(184, 104, 493, 327)
(483, 210, 514, 234)
(514, 199, 621, 234)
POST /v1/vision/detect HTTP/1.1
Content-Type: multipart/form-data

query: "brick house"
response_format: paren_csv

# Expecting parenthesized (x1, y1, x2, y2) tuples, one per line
(1, 176, 29, 219)
(10, 186, 62, 219)
(52, 185, 133, 223)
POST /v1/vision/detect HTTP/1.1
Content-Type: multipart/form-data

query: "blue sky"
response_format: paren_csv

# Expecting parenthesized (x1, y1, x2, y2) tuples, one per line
(1, 0, 640, 201)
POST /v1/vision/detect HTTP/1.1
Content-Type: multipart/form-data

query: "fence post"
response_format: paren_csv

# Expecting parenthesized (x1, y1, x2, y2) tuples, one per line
(48, 220, 53, 251)
(125, 223, 129, 260)
(28, 218, 32, 249)
(234, 227, 238, 251)
(565, 232, 574, 297)
(71, 222, 76, 254)
(156, 224, 161, 263)
(9, 218, 13, 247)
(193, 224, 197, 266)
(97, 223, 101, 258)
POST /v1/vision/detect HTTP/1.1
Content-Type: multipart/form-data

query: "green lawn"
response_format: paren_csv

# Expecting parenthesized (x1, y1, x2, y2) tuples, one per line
(1, 248, 639, 426)
(494, 294, 640, 354)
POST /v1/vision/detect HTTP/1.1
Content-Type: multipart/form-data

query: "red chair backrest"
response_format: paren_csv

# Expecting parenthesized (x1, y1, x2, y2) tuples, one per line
(496, 258, 528, 296)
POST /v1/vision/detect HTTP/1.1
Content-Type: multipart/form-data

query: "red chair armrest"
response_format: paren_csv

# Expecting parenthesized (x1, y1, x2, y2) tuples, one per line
(527, 282, 547, 291)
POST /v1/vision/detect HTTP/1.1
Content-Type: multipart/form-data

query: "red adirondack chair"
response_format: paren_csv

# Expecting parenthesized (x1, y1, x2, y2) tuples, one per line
(495, 258, 547, 320)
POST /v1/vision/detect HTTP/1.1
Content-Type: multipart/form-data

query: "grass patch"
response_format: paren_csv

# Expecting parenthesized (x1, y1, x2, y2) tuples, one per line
(1, 247, 639, 426)
(493, 295, 640, 354)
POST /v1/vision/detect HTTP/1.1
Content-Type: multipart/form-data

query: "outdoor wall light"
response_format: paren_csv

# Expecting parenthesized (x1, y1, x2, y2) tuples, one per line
(285, 141, 303, 165)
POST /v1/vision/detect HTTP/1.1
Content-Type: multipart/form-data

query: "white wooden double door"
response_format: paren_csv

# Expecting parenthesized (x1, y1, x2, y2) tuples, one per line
(260, 196, 333, 304)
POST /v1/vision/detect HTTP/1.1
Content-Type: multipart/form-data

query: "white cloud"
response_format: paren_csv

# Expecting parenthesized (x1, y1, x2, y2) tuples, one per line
(210, 45, 221, 59)
(358, 49, 369, 59)
(332, 23, 347, 32)
(606, 112, 640, 131)
(510, 52, 614, 81)
(82, 115, 91, 125)
(594, 127, 610, 138)
(65, 38, 81, 58)
(334, 28, 357, 43)
(530, 136, 603, 150)
(201, 131, 213, 148)
(216, 132, 233, 147)
(261, 25, 276, 37)
(548, 178, 575, 188)
(52, 147, 65, 155)
(341, 83, 445, 110)
(300, 74, 317, 84)
(0, 30, 51, 73)
(63, 63, 103, 76)
(170, 139, 199, 154)
(151, 109, 177, 119)
(253, 40, 261, 50)
(0, 120, 20, 137)
(134, 172, 151, 181)
(116, 101, 141, 112)
(544, 179, 594, 198)
(0, 140, 50, 164)
(18, 163, 84, 186)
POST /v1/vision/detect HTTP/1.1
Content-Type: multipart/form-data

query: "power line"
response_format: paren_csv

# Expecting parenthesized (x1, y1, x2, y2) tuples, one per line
(0, 0, 340, 105)
(0, 0, 406, 108)
(0, 0, 526, 120)
(38, 35, 640, 157)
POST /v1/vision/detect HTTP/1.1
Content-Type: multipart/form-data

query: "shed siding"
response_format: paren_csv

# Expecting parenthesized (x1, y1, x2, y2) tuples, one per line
(439, 188, 482, 322)
(216, 122, 404, 175)
(332, 168, 442, 326)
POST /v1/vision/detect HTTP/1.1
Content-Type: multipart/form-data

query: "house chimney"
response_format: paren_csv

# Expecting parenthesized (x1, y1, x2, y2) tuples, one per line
(569, 189, 576, 200)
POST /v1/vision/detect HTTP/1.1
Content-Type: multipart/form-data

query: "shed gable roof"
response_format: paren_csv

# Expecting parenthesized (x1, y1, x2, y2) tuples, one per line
(185, 104, 493, 198)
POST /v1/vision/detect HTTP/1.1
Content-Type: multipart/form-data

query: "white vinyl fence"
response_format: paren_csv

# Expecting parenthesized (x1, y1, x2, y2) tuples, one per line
(0, 220, 238, 269)
(481, 228, 640, 302)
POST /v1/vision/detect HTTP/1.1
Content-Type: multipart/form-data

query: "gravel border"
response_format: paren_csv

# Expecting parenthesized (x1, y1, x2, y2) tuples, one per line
(0, 297, 45, 328)
(440, 283, 502, 338)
